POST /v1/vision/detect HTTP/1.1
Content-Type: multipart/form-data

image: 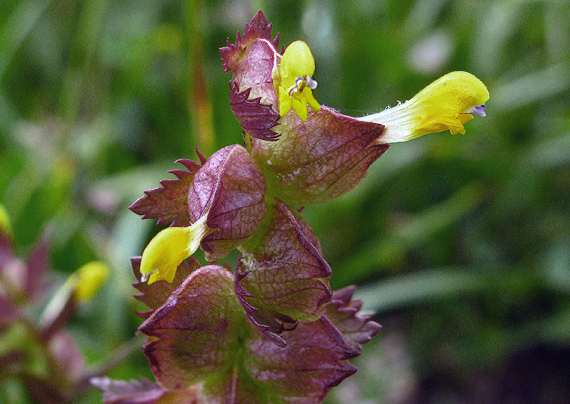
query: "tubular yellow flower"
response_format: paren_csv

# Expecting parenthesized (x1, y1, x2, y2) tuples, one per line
(359, 71, 489, 143)
(140, 215, 210, 284)
(277, 40, 321, 121)
(73, 261, 110, 302)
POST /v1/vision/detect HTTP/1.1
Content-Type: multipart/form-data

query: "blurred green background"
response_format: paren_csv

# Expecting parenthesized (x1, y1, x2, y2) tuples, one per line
(1, 0, 569, 403)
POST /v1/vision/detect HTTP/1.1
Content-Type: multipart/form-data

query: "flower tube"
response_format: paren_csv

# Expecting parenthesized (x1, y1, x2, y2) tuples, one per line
(359, 71, 489, 142)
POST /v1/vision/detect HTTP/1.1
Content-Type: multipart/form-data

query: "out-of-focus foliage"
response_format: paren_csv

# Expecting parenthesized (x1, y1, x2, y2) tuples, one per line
(1, 0, 569, 403)
(0, 226, 116, 404)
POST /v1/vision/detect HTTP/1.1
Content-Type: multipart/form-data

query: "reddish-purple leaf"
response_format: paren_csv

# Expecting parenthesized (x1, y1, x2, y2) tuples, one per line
(188, 145, 267, 261)
(200, 316, 358, 404)
(0, 233, 19, 326)
(131, 256, 201, 319)
(0, 351, 26, 373)
(251, 106, 389, 206)
(138, 265, 359, 404)
(129, 159, 201, 227)
(25, 234, 50, 301)
(0, 231, 11, 268)
(326, 286, 381, 351)
(244, 315, 359, 403)
(0, 294, 19, 325)
(0, 233, 50, 313)
(220, 11, 279, 74)
(236, 199, 332, 344)
(91, 377, 200, 404)
(138, 265, 244, 389)
(48, 331, 85, 382)
(220, 11, 281, 141)
(229, 82, 280, 141)
(21, 374, 67, 404)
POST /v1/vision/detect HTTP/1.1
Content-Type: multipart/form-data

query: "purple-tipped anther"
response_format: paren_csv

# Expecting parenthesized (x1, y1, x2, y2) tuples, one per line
(466, 104, 486, 117)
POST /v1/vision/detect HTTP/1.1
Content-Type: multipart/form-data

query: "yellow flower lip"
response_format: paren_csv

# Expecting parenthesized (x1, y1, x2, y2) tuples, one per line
(140, 215, 210, 284)
(277, 40, 321, 121)
(359, 71, 489, 142)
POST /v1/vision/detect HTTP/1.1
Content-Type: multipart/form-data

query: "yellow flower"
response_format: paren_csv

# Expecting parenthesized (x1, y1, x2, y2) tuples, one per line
(140, 215, 210, 284)
(39, 261, 109, 329)
(73, 261, 110, 302)
(359, 71, 489, 142)
(277, 40, 321, 121)
(0, 204, 13, 238)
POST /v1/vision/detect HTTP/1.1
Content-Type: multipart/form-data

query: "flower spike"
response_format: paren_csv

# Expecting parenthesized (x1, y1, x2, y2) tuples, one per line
(140, 216, 210, 284)
(277, 40, 321, 121)
(359, 71, 489, 142)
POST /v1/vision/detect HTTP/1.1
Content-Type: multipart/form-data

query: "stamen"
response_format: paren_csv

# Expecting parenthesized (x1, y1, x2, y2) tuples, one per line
(296, 77, 306, 92)
(464, 104, 486, 117)
(305, 76, 318, 90)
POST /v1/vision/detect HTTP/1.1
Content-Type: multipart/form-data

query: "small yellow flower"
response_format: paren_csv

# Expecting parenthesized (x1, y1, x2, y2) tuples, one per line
(359, 71, 489, 142)
(140, 215, 210, 284)
(73, 261, 110, 302)
(277, 40, 321, 121)
(0, 204, 13, 238)
(39, 261, 109, 329)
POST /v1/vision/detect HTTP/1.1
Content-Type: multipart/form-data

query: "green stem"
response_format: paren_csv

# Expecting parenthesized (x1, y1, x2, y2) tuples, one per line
(185, 0, 215, 154)
(60, 0, 110, 134)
